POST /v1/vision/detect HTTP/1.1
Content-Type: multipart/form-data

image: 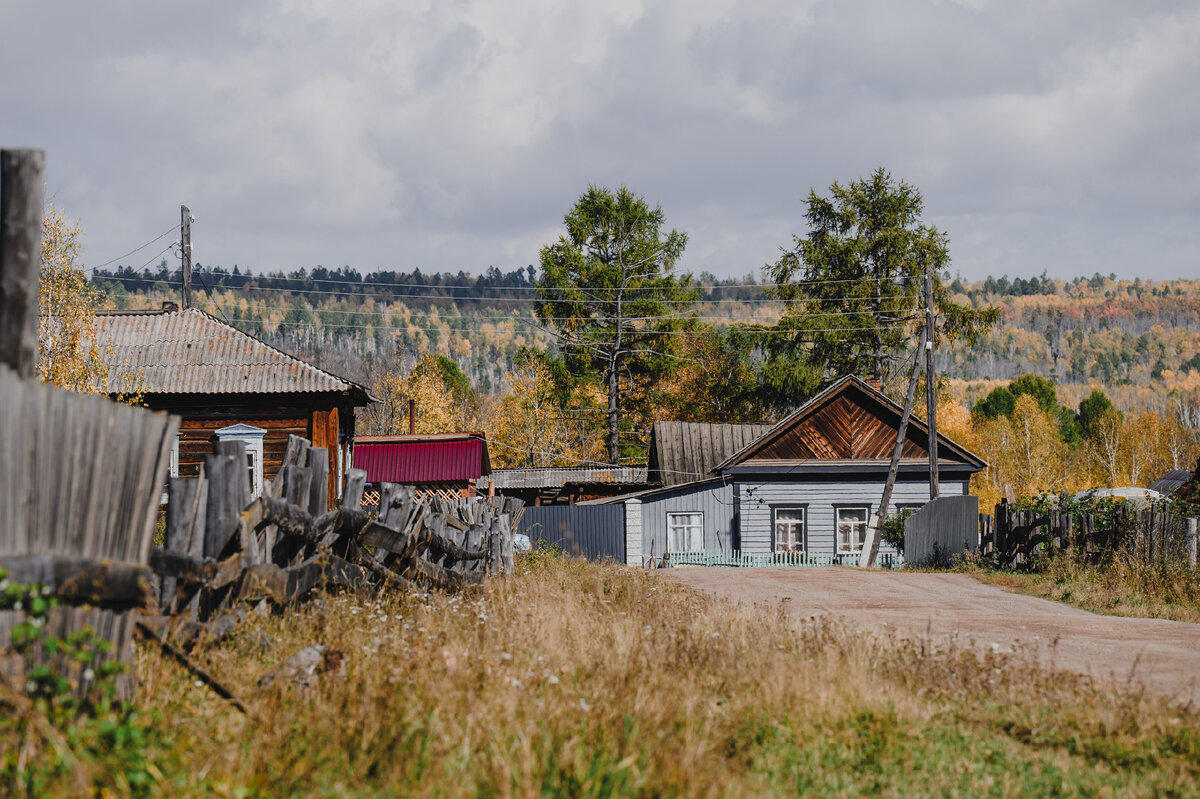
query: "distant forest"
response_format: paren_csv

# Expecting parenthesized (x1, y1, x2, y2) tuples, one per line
(91, 262, 1200, 409)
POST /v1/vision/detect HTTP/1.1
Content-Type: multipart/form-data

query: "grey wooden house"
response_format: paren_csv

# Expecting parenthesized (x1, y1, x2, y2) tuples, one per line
(599, 375, 986, 566)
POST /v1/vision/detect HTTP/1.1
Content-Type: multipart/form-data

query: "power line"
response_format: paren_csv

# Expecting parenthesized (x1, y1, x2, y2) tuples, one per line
(87, 224, 181, 271)
(109, 271, 911, 292)
(93, 273, 921, 306)
(197, 305, 914, 339)
(205, 301, 918, 325)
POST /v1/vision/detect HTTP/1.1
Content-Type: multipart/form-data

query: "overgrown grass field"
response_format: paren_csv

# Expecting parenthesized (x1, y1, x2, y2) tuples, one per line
(6, 553, 1200, 796)
(960, 550, 1200, 624)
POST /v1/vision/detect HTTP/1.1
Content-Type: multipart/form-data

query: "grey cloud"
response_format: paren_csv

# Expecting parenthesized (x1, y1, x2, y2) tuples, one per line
(1, 0, 1196, 281)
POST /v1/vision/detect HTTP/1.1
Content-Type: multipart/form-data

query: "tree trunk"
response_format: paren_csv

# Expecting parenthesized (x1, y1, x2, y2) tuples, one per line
(607, 355, 619, 464)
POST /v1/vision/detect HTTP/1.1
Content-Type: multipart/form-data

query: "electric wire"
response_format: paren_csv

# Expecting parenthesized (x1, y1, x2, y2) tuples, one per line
(87, 224, 181, 271)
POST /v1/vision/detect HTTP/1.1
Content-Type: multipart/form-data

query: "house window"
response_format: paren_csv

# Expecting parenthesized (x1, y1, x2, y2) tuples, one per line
(666, 512, 703, 552)
(215, 423, 266, 498)
(836, 506, 870, 554)
(773, 507, 805, 552)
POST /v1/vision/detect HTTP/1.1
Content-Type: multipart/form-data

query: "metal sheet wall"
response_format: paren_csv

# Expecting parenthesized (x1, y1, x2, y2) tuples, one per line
(519, 505, 626, 562)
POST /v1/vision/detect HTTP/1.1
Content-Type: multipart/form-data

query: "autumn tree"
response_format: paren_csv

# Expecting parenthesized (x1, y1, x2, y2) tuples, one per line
(491, 350, 604, 467)
(536, 186, 697, 463)
(362, 353, 478, 435)
(763, 168, 999, 396)
(650, 326, 776, 424)
(36, 202, 108, 392)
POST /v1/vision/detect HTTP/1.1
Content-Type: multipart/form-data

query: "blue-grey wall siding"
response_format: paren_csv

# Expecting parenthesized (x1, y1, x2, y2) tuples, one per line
(640, 481, 736, 559)
(519, 505, 625, 562)
(736, 476, 968, 555)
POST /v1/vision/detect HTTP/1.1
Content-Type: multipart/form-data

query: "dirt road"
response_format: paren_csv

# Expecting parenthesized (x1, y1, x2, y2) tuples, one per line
(663, 567, 1200, 705)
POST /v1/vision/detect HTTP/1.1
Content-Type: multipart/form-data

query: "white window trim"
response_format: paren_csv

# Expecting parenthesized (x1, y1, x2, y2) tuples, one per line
(773, 506, 806, 553)
(666, 511, 704, 552)
(836, 506, 870, 555)
(215, 423, 266, 498)
(160, 435, 180, 505)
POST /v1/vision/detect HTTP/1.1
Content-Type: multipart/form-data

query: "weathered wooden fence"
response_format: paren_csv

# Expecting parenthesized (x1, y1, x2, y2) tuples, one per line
(145, 434, 522, 634)
(988, 501, 1199, 569)
(518, 505, 625, 562)
(0, 365, 179, 698)
(903, 495, 981, 567)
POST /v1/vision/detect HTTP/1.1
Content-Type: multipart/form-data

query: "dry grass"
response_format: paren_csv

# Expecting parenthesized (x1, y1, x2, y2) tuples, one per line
(962, 551, 1200, 624)
(6, 554, 1200, 796)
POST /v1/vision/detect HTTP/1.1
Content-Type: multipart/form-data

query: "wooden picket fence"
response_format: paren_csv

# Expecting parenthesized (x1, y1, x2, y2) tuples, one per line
(661, 549, 905, 569)
(989, 502, 1199, 569)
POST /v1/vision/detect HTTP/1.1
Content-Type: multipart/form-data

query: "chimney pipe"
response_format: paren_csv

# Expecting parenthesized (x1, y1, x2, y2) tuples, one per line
(408, 399, 416, 435)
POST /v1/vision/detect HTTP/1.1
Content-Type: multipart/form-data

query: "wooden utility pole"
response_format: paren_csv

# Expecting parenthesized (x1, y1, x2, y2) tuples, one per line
(0, 149, 45, 378)
(180, 205, 192, 309)
(860, 326, 928, 568)
(925, 263, 940, 499)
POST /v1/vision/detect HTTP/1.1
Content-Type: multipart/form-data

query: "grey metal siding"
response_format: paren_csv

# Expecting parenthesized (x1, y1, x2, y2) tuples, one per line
(519, 505, 625, 562)
(736, 476, 966, 555)
(640, 482, 736, 559)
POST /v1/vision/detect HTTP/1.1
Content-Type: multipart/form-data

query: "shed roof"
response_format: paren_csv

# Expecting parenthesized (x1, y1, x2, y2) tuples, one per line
(93, 307, 371, 400)
(648, 422, 773, 486)
(352, 433, 490, 483)
(1149, 470, 1193, 495)
(487, 466, 648, 489)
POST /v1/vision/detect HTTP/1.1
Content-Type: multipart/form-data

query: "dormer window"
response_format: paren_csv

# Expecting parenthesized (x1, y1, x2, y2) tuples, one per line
(215, 423, 266, 497)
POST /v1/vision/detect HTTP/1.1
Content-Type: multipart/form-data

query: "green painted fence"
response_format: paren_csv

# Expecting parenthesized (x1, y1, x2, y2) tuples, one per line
(661, 550, 905, 569)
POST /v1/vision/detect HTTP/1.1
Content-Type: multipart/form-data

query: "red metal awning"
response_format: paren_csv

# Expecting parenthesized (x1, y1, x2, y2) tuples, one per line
(352, 437, 488, 483)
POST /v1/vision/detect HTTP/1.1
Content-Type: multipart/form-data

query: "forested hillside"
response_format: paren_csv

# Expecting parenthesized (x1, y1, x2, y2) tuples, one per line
(93, 264, 1200, 410)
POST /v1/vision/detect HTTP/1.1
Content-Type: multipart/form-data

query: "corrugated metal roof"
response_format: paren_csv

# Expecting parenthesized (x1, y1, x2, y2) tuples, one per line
(648, 422, 773, 486)
(488, 466, 648, 489)
(352, 435, 489, 483)
(1149, 469, 1193, 495)
(93, 308, 370, 398)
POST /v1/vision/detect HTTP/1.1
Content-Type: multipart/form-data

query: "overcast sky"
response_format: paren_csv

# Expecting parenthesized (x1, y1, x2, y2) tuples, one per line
(3, 1, 1197, 281)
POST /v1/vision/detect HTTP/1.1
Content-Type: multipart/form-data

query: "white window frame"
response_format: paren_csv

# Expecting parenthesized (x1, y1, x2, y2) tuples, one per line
(836, 506, 870, 554)
(160, 435, 180, 505)
(215, 423, 266, 498)
(666, 511, 704, 552)
(773, 506, 806, 553)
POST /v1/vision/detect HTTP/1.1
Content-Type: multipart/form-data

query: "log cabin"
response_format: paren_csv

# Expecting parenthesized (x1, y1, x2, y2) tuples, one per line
(94, 304, 373, 509)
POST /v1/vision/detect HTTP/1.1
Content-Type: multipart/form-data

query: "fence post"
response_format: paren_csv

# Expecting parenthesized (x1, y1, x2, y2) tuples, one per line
(0, 149, 44, 378)
(1188, 518, 1198, 568)
(624, 499, 642, 568)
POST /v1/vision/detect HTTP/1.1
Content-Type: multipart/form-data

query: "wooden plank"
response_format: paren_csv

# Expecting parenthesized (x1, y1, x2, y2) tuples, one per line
(306, 447, 329, 516)
(0, 554, 154, 608)
(203, 453, 238, 559)
(341, 468, 367, 511)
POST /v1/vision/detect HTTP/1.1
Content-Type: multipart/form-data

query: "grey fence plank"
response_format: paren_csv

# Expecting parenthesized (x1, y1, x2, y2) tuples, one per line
(903, 495, 980, 567)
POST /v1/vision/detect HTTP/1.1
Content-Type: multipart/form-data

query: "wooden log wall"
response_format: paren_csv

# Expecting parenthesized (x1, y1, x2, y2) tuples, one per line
(177, 416, 308, 485)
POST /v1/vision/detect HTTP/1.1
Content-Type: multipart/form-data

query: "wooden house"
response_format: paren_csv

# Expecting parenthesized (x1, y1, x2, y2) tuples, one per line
(94, 305, 373, 508)
(352, 432, 492, 502)
(598, 375, 986, 565)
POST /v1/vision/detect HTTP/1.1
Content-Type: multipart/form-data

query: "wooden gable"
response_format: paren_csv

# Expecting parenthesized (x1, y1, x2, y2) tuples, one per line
(721, 375, 985, 469)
